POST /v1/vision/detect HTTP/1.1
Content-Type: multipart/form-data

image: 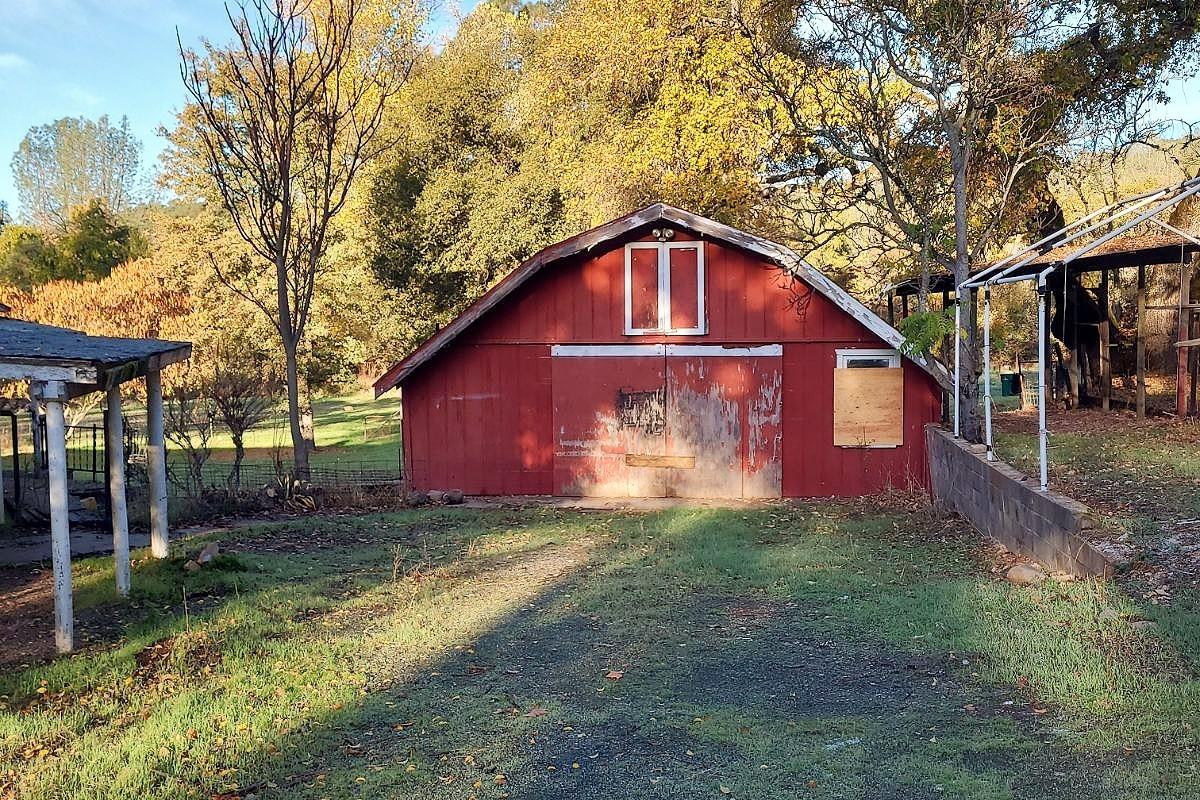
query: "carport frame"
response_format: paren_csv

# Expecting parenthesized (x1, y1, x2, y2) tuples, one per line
(954, 176, 1200, 491)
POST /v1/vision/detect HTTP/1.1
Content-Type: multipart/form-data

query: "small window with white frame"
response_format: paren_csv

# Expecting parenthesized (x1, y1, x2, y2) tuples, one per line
(833, 348, 904, 448)
(624, 240, 706, 335)
(836, 348, 901, 369)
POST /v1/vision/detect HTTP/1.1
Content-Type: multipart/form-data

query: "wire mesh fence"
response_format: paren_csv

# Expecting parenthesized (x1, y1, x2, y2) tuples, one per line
(178, 459, 404, 492)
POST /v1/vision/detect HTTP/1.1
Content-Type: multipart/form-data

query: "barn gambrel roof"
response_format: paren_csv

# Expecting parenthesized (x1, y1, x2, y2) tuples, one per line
(374, 204, 949, 395)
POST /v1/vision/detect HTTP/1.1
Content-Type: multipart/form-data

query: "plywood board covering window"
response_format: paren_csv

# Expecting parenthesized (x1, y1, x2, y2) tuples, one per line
(833, 349, 903, 447)
(624, 241, 706, 335)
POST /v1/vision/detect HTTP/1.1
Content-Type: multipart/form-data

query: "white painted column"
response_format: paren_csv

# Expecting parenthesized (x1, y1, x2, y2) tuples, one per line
(106, 385, 130, 596)
(1037, 279, 1049, 491)
(952, 293, 961, 438)
(146, 369, 169, 558)
(41, 381, 74, 653)
(983, 286, 994, 461)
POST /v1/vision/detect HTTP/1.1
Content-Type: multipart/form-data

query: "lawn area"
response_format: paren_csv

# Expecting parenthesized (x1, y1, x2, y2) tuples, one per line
(4, 391, 405, 490)
(3, 503, 1199, 799)
(994, 408, 1200, 597)
(194, 391, 404, 468)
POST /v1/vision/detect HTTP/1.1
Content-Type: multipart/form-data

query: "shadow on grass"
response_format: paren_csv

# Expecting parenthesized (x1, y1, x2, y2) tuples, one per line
(4, 505, 1199, 799)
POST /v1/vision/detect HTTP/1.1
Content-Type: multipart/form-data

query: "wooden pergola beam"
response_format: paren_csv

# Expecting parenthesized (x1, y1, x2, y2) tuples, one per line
(1137, 265, 1147, 419)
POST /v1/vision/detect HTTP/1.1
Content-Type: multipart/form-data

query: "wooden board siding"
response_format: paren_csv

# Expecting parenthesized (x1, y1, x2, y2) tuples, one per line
(402, 342, 553, 495)
(782, 347, 940, 497)
(832, 367, 904, 447)
(459, 238, 878, 347)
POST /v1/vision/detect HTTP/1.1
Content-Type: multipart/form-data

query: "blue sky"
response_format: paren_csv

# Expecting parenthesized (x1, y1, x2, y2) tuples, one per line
(0, 0, 474, 218)
(0, 0, 1196, 219)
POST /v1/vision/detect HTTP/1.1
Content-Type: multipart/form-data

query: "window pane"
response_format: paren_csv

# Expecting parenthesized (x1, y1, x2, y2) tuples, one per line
(629, 247, 659, 330)
(846, 358, 892, 369)
(668, 246, 700, 330)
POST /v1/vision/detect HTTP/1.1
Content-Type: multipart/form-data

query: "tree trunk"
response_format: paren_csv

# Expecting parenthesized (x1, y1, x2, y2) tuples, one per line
(949, 127, 981, 441)
(275, 249, 311, 480)
(231, 434, 245, 491)
(298, 351, 316, 455)
(282, 339, 311, 480)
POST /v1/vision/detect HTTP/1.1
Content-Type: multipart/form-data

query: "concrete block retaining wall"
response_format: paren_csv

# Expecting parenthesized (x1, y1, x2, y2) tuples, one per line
(925, 425, 1112, 577)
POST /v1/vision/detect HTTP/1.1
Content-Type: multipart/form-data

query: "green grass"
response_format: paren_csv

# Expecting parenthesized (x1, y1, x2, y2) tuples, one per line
(2, 505, 1199, 798)
(198, 391, 403, 466)
(995, 419, 1200, 537)
(2, 391, 405, 493)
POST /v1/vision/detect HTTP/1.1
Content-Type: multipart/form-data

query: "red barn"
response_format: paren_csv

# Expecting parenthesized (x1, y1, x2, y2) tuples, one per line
(374, 205, 948, 498)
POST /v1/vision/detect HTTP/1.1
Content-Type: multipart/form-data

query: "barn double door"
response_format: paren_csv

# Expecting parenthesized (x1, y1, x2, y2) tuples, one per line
(551, 344, 782, 498)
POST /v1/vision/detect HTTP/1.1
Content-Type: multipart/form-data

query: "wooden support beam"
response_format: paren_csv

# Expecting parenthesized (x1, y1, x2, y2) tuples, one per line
(146, 369, 170, 558)
(28, 386, 43, 469)
(0, 417, 6, 526)
(1178, 259, 1196, 417)
(1137, 265, 1147, 419)
(39, 381, 74, 654)
(887, 292, 895, 325)
(1100, 269, 1111, 412)
(1067, 346, 1081, 408)
(901, 293, 910, 318)
(106, 385, 130, 596)
(0, 360, 97, 384)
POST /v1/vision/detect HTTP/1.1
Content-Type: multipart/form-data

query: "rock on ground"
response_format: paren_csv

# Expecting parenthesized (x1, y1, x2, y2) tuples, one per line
(1006, 563, 1048, 586)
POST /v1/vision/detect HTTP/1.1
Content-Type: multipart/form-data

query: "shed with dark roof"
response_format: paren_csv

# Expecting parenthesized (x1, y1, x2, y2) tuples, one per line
(1, 317, 190, 654)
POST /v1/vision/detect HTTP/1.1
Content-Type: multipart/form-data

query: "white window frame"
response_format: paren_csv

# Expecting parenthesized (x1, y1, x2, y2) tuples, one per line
(835, 348, 901, 369)
(623, 241, 706, 336)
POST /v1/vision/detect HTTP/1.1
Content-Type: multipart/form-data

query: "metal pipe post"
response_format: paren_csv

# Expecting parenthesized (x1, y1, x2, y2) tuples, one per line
(953, 293, 961, 438)
(983, 286, 994, 460)
(1036, 279, 1049, 491)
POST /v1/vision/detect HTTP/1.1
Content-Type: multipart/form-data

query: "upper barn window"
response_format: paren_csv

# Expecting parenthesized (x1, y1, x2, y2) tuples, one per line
(624, 241, 706, 335)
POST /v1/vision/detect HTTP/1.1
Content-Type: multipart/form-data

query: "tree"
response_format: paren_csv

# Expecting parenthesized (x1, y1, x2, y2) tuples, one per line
(0, 225, 61, 290)
(164, 378, 216, 497)
(57, 200, 148, 282)
(0, 200, 147, 289)
(177, 0, 415, 478)
(11, 115, 141, 227)
(737, 0, 1200, 440)
(365, 0, 781, 349)
(206, 339, 282, 490)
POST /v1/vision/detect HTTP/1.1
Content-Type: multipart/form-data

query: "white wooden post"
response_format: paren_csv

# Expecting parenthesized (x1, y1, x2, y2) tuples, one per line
(106, 385, 130, 595)
(41, 381, 74, 653)
(146, 368, 169, 558)
(0, 420, 6, 526)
